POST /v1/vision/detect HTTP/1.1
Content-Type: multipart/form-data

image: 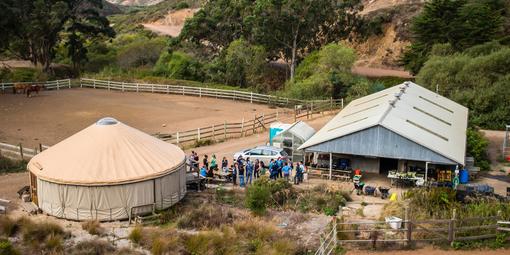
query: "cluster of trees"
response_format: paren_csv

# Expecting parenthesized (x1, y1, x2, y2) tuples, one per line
(0, 0, 115, 73)
(402, 0, 510, 74)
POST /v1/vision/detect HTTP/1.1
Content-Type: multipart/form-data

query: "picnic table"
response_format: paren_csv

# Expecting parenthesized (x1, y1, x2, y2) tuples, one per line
(186, 172, 206, 191)
(308, 167, 352, 181)
(387, 171, 425, 187)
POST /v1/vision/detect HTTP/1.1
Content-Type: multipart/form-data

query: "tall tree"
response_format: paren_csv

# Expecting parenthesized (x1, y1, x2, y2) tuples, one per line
(3, 0, 114, 72)
(248, 0, 339, 80)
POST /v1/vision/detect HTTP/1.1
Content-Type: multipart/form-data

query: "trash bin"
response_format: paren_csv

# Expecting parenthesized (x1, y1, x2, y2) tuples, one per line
(385, 216, 402, 230)
(459, 169, 469, 184)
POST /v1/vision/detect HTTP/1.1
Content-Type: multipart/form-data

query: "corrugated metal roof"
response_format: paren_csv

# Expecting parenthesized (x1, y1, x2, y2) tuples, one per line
(275, 121, 316, 142)
(299, 81, 468, 164)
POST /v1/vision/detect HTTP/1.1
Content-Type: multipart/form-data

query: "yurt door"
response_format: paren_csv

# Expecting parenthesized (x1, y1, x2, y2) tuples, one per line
(29, 173, 38, 206)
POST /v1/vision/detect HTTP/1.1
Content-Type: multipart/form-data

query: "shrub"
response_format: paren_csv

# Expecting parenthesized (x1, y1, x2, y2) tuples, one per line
(0, 216, 18, 237)
(81, 220, 104, 236)
(22, 221, 65, 245)
(0, 156, 27, 173)
(0, 239, 18, 255)
(466, 128, 490, 171)
(245, 183, 271, 215)
(45, 234, 63, 252)
(174, 2, 189, 10)
(128, 227, 143, 244)
(176, 203, 234, 229)
(117, 38, 166, 69)
(153, 51, 204, 81)
(67, 238, 115, 255)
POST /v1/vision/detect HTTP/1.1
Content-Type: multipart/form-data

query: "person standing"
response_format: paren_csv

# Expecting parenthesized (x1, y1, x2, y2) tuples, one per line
(193, 151, 199, 170)
(246, 158, 254, 184)
(271, 159, 279, 180)
(222, 157, 229, 173)
(282, 163, 291, 182)
(210, 154, 218, 171)
(254, 159, 260, 179)
(277, 157, 283, 178)
(238, 162, 245, 187)
(232, 164, 238, 185)
(203, 154, 209, 170)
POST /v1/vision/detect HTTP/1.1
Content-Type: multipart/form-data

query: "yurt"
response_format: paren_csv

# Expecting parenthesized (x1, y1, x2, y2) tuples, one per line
(27, 117, 186, 221)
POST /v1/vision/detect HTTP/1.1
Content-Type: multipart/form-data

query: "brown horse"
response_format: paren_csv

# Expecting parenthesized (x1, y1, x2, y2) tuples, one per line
(12, 83, 29, 94)
(26, 84, 45, 97)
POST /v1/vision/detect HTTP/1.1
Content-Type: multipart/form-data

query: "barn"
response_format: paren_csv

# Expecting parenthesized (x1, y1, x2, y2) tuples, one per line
(271, 121, 316, 162)
(299, 81, 468, 178)
(27, 117, 186, 221)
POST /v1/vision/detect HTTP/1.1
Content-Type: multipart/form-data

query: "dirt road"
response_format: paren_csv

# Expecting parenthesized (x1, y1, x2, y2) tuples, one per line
(0, 88, 281, 147)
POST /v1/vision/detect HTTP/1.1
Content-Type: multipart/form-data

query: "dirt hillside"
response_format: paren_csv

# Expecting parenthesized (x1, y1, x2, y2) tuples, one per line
(142, 8, 199, 37)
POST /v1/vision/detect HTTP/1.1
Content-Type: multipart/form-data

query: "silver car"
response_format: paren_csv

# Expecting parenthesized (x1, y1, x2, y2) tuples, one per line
(233, 146, 288, 165)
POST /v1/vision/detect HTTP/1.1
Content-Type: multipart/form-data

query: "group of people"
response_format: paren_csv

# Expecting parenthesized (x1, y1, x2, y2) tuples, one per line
(189, 151, 306, 188)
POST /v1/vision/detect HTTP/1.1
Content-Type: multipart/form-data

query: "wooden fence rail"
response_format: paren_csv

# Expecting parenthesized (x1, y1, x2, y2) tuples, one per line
(0, 142, 50, 161)
(80, 78, 344, 108)
(0, 79, 72, 92)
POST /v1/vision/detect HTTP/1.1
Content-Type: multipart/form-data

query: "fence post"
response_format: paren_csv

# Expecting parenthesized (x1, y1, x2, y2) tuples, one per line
(250, 92, 253, 103)
(224, 121, 227, 140)
(136, 83, 139, 92)
(341, 98, 344, 109)
(333, 217, 338, 251)
(310, 102, 314, 118)
(448, 209, 456, 245)
(80, 79, 83, 88)
(1, 82, 4, 92)
(122, 82, 125, 92)
(167, 85, 169, 94)
(152, 84, 154, 93)
(197, 128, 201, 141)
(199, 87, 202, 98)
(330, 97, 333, 110)
(182, 86, 185, 95)
(57, 80, 60, 90)
(68, 79, 71, 88)
(241, 118, 245, 137)
(19, 143, 24, 160)
(93, 80, 96, 89)
(39, 143, 43, 153)
(252, 115, 256, 135)
(108, 80, 110, 91)
(176, 132, 180, 145)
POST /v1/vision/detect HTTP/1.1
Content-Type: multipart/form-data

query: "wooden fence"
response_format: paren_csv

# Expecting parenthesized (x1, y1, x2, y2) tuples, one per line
(154, 112, 280, 145)
(0, 79, 72, 92)
(80, 78, 344, 108)
(335, 213, 506, 247)
(0, 142, 49, 161)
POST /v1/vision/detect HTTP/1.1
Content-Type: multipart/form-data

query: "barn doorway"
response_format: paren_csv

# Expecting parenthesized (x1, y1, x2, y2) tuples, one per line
(379, 158, 398, 175)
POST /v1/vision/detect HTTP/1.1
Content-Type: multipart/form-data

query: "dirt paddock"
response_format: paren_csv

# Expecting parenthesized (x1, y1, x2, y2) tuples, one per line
(0, 88, 282, 147)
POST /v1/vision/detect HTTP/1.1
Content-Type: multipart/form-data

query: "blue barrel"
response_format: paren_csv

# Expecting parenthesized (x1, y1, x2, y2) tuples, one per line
(459, 169, 469, 184)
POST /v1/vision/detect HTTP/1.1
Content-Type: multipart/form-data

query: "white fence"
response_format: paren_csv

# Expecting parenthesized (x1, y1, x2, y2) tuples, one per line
(0, 79, 72, 92)
(80, 78, 343, 108)
(0, 142, 50, 161)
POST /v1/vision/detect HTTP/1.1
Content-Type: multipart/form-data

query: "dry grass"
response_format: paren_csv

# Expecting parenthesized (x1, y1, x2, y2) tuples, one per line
(67, 238, 115, 255)
(0, 216, 19, 237)
(81, 220, 104, 236)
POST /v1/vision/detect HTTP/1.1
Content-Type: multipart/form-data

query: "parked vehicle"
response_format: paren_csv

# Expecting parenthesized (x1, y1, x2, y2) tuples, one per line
(233, 146, 288, 165)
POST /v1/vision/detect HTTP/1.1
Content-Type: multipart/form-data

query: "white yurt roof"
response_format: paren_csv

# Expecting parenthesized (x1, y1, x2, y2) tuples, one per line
(28, 117, 185, 185)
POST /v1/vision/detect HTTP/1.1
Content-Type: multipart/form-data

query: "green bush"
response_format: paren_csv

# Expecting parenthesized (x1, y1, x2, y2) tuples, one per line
(0, 156, 27, 174)
(117, 38, 166, 69)
(153, 51, 204, 81)
(174, 2, 190, 10)
(0, 239, 18, 255)
(245, 183, 271, 215)
(466, 128, 490, 171)
(128, 227, 143, 244)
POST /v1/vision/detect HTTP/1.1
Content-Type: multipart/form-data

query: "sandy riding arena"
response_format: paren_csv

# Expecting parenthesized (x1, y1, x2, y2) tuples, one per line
(0, 88, 281, 147)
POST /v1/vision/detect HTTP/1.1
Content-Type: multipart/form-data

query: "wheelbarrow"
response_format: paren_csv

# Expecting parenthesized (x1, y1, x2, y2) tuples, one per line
(378, 186, 391, 199)
(364, 185, 376, 196)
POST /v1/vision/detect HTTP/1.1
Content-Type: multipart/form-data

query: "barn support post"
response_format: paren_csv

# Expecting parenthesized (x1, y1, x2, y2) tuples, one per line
(329, 153, 332, 180)
(197, 128, 201, 141)
(224, 121, 227, 140)
(19, 143, 24, 160)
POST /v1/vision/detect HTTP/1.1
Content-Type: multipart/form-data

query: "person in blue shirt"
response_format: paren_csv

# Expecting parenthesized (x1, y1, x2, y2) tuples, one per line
(276, 157, 283, 178)
(271, 159, 279, 180)
(282, 162, 291, 182)
(268, 159, 275, 179)
(246, 158, 254, 185)
(199, 165, 207, 178)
